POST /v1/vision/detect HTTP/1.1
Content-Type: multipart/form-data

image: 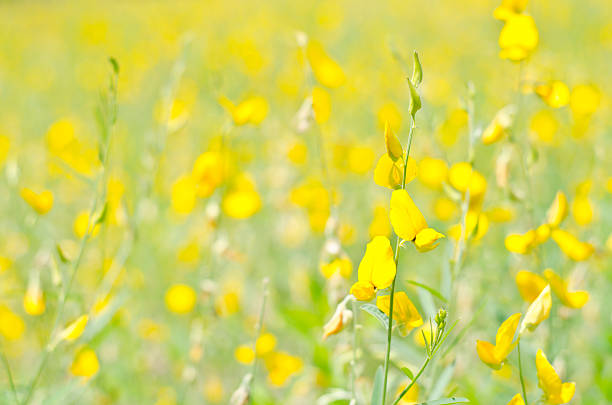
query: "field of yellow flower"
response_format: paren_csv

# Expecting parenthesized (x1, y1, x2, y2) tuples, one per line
(1, 0, 611, 404)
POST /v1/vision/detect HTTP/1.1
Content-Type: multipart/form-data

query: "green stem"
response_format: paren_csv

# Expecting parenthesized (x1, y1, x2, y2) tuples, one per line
(381, 118, 416, 405)
(518, 340, 529, 405)
(249, 278, 270, 389)
(1, 350, 18, 404)
(392, 356, 431, 405)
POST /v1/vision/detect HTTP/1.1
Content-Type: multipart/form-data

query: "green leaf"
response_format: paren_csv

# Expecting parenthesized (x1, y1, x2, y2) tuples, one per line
(371, 366, 384, 405)
(407, 77, 421, 118)
(406, 280, 448, 303)
(109, 57, 120, 75)
(361, 303, 389, 329)
(411, 51, 423, 87)
(417, 397, 469, 405)
(401, 367, 414, 380)
(56, 243, 71, 264)
(95, 203, 108, 225)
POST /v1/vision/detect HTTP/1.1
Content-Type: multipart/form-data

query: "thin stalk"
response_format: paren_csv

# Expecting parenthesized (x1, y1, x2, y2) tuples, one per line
(392, 356, 430, 405)
(381, 118, 416, 405)
(249, 278, 270, 389)
(517, 340, 529, 405)
(1, 350, 18, 404)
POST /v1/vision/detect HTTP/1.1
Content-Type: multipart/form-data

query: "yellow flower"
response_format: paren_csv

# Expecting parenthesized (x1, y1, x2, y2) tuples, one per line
(256, 333, 277, 356)
(530, 110, 559, 144)
(171, 175, 197, 215)
(535, 81, 570, 108)
(570, 84, 600, 117)
(320, 257, 352, 279)
(418, 157, 448, 189)
(349, 236, 396, 301)
(396, 382, 419, 404)
(312, 86, 331, 124)
(222, 174, 262, 219)
(498, 14, 539, 61)
(70, 347, 99, 378)
(0, 134, 10, 166)
(476, 313, 521, 369)
(507, 393, 525, 405)
(165, 284, 197, 314)
(218, 95, 268, 126)
(378, 102, 402, 133)
(482, 106, 514, 145)
(59, 315, 89, 342)
(448, 162, 487, 205)
(433, 197, 458, 221)
(74, 210, 101, 239)
(515, 270, 547, 302)
(551, 229, 594, 261)
(493, 0, 528, 20)
(23, 283, 45, 316)
(543, 269, 588, 309)
(192, 151, 225, 198)
(536, 349, 575, 404)
(369, 205, 391, 238)
(505, 229, 537, 254)
(322, 298, 353, 340)
(520, 285, 551, 334)
(374, 154, 416, 189)
(546, 192, 568, 228)
(572, 190, 593, 227)
(20, 188, 54, 215)
(264, 351, 303, 387)
(390, 189, 427, 241)
(306, 40, 345, 88)
(376, 292, 423, 336)
(0, 306, 25, 341)
(414, 228, 445, 252)
(384, 121, 403, 161)
(234, 345, 255, 364)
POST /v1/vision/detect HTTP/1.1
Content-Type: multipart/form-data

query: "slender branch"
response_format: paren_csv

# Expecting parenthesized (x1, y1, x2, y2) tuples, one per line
(381, 117, 416, 404)
(517, 340, 529, 405)
(1, 350, 18, 404)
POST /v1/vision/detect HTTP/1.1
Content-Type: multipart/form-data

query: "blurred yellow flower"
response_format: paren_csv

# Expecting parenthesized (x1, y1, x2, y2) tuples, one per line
(369, 205, 391, 238)
(378, 102, 402, 133)
(350, 236, 396, 301)
(59, 315, 89, 342)
(536, 349, 575, 404)
(0, 306, 25, 341)
(418, 157, 448, 189)
(74, 210, 101, 238)
(23, 282, 45, 316)
(535, 81, 570, 108)
(520, 285, 551, 334)
(20, 188, 53, 215)
(348, 145, 375, 175)
(312, 86, 331, 124)
(70, 347, 99, 378)
(203, 376, 224, 403)
(498, 14, 539, 61)
(551, 229, 594, 261)
(306, 40, 345, 88)
(219, 95, 268, 126)
(543, 269, 588, 309)
(515, 270, 547, 302)
(0, 134, 10, 166)
(494, 0, 528, 20)
(192, 151, 225, 198)
(546, 191, 568, 228)
(265, 351, 303, 387)
(396, 382, 419, 404)
(320, 257, 352, 279)
(165, 283, 197, 314)
(530, 110, 559, 144)
(482, 107, 514, 145)
(376, 292, 423, 335)
(570, 84, 600, 117)
(222, 174, 262, 219)
(433, 197, 458, 221)
(171, 175, 197, 215)
(507, 393, 525, 405)
(448, 162, 487, 204)
(234, 345, 255, 364)
(256, 332, 277, 356)
(476, 313, 521, 369)
(505, 229, 537, 254)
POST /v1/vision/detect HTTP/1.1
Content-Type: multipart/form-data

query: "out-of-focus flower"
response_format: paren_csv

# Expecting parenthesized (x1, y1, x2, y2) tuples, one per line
(369, 204, 391, 238)
(506, 393, 525, 405)
(551, 229, 594, 261)
(543, 269, 588, 309)
(515, 270, 547, 302)
(219, 95, 268, 126)
(70, 347, 99, 378)
(234, 345, 255, 365)
(476, 313, 521, 369)
(21, 188, 53, 215)
(536, 349, 575, 404)
(498, 13, 538, 61)
(376, 292, 422, 336)
(322, 296, 353, 339)
(165, 284, 197, 314)
(396, 382, 419, 404)
(448, 162, 487, 207)
(349, 236, 396, 301)
(222, 174, 262, 219)
(505, 229, 537, 254)
(571, 180, 593, 226)
(520, 285, 551, 334)
(264, 351, 303, 387)
(255, 333, 277, 356)
(530, 110, 559, 144)
(482, 106, 515, 145)
(0, 134, 9, 166)
(320, 257, 352, 279)
(570, 84, 600, 117)
(312, 86, 331, 124)
(23, 279, 45, 316)
(535, 81, 570, 109)
(494, 0, 528, 20)
(204, 376, 225, 403)
(192, 151, 225, 198)
(74, 210, 101, 238)
(418, 157, 448, 189)
(58, 315, 89, 342)
(0, 306, 25, 340)
(306, 40, 345, 88)
(378, 102, 402, 133)
(546, 191, 568, 228)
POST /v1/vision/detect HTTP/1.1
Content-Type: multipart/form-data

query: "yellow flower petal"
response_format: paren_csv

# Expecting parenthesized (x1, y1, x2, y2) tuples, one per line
(70, 347, 99, 378)
(20, 188, 54, 215)
(165, 284, 197, 314)
(515, 270, 547, 302)
(520, 285, 551, 334)
(60, 315, 89, 342)
(507, 393, 525, 405)
(312, 86, 331, 124)
(376, 292, 422, 335)
(384, 121, 403, 161)
(551, 229, 594, 261)
(357, 236, 396, 290)
(306, 40, 345, 88)
(543, 268, 589, 309)
(350, 280, 376, 301)
(414, 228, 445, 252)
(494, 313, 521, 360)
(536, 349, 575, 404)
(546, 191, 568, 228)
(390, 189, 427, 241)
(476, 340, 501, 369)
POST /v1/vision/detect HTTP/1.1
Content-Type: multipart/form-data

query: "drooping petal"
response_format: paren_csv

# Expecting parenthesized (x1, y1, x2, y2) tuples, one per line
(350, 281, 376, 301)
(520, 285, 551, 334)
(515, 270, 547, 302)
(390, 189, 427, 241)
(414, 228, 445, 252)
(494, 313, 521, 360)
(476, 340, 501, 369)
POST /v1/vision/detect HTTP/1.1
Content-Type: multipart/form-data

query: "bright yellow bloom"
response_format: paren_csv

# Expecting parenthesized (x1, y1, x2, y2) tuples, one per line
(255, 333, 277, 356)
(376, 292, 423, 336)
(536, 349, 575, 404)
(219, 95, 268, 126)
(572, 194, 593, 226)
(418, 157, 448, 189)
(165, 284, 197, 314)
(535, 81, 570, 108)
(312, 86, 331, 124)
(507, 393, 525, 405)
(320, 257, 352, 279)
(414, 228, 445, 252)
(59, 315, 89, 342)
(546, 191, 568, 228)
(520, 285, 551, 334)
(448, 162, 487, 205)
(551, 229, 594, 261)
(482, 107, 514, 145)
(192, 152, 224, 198)
(23, 284, 45, 316)
(543, 269, 588, 309)
(378, 102, 402, 133)
(476, 313, 521, 369)
(20, 188, 53, 215)
(322, 298, 353, 340)
(349, 236, 396, 301)
(515, 270, 547, 302)
(369, 205, 391, 238)
(570, 84, 600, 117)
(505, 229, 537, 254)
(74, 210, 101, 239)
(448, 209, 488, 242)
(494, 0, 528, 20)
(222, 174, 262, 219)
(0, 306, 25, 341)
(234, 345, 255, 364)
(70, 347, 99, 378)
(433, 197, 458, 221)
(396, 382, 419, 404)
(390, 189, 427, 241)
(530, 109, 559, 144)
(374, 155, 416, 189)
(498, 14, 539, 61)
(264, 351, 303, 387)
(0, 134, 10, 166)
(384, 121, 403, 161)
(306, 40, 345, 88)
